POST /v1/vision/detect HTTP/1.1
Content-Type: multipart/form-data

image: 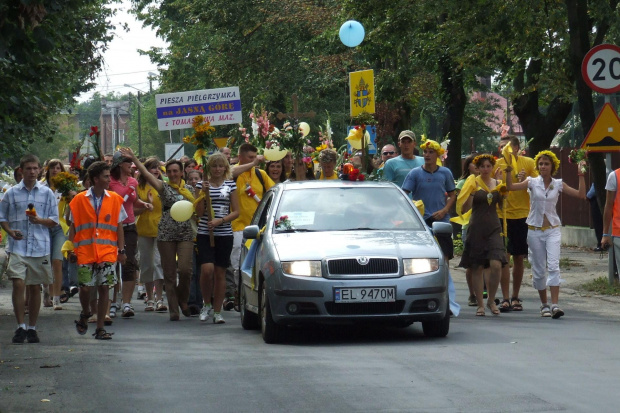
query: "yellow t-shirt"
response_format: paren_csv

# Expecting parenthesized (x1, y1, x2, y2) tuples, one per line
(232, 167, 275, 232)
(496, 156, 538, 219)
(136, 184, 162, 238)
(319, 171, 338, 180)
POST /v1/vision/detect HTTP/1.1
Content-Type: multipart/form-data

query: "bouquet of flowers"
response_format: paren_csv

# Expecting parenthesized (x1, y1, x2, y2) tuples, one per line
(51, 172, 79, 197)
(183, 115, 216, 166)
(249, 105, 273, 149)
(274, 215, 293, 230)
(568, 149, 588, 174)
(269, 120, 310, 161)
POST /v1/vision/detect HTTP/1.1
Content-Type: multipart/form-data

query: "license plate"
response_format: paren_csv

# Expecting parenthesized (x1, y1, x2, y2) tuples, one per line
(334, 287, 395, 303)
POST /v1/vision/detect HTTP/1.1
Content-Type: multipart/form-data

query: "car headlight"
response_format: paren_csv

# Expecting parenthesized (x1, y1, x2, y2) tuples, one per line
(403, 258, 439, 275)
(281, 261, 322, 277)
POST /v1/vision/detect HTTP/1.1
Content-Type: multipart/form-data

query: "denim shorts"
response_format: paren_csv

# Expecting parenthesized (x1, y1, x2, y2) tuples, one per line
(49, 225, 66, 261)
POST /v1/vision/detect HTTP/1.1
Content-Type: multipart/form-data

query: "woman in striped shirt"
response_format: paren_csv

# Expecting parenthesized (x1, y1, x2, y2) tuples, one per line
(195, 153, 240, 324)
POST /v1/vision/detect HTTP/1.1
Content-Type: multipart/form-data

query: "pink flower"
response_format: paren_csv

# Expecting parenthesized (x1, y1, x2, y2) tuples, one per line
(266, 141, 272, 149)
(245, 136, 250, 143)
(302, 156, 311, 163)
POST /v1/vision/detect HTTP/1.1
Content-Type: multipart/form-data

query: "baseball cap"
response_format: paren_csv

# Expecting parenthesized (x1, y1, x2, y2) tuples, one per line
(398, 130, 416, 142)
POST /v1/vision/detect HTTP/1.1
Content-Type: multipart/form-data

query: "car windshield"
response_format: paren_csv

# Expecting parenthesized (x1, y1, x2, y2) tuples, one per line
(273, 186, 425, 232)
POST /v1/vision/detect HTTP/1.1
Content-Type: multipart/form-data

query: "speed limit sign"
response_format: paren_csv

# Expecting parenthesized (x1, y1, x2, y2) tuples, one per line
(582, 44, 620, 93)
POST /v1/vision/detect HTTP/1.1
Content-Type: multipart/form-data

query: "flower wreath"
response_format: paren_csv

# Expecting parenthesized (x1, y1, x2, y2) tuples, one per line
(418, 139, 445, 156)
(473, 153, 496, 167)
(534, 150, 560, 175)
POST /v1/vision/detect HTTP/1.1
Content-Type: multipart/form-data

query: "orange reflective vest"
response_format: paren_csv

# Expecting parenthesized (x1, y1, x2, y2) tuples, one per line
(613, 169, 620, 237)
(70, 190, 123, 265)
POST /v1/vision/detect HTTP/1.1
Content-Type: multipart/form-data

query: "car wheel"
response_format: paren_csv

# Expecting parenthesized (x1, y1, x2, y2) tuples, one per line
(240, 284, 259, 330)
(261, 286, 283, 344)
(422, 302, 450, 338)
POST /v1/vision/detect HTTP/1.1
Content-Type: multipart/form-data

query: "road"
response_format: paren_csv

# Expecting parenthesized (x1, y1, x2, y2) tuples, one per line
(1, 270, 620, 412)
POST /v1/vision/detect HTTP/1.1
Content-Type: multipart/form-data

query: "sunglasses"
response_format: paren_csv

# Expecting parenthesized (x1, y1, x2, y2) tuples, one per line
(382, 151, 395, 156)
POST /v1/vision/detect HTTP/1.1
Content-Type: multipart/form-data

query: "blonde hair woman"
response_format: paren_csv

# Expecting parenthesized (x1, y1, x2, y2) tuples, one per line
(194, 153, 240, 323)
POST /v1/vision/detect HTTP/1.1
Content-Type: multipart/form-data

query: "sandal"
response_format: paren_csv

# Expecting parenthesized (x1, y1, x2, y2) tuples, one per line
(476, 306, 485, 317)
(75, 312, 92, 335)
(487, 302, 500, 315)
(155, 300, 168, 313)
(145, 300, 155, 311)
(93, 328, 113, 340)
(511, 297, 523, 311)
(499, 299, 512, 313)
(104, 316, 113, 326)
(60, 292, 69, 304)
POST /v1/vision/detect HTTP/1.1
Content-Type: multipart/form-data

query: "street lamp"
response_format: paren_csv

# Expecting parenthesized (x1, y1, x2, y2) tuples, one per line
(124, 84, 145, 157)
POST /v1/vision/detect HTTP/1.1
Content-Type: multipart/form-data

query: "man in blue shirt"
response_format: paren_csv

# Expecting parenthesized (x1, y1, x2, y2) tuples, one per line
(402, 140, 460, 316)
(382, 130, 424, 188)
(0, 155, 59, 344)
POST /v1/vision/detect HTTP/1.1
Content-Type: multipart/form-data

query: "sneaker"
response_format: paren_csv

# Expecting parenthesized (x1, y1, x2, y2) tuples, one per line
(53, 297, 63, 311)
(551, 305, 564, 319)
(109, 303, 118, 318)
(137, 287, 146, 300)
(540, 304, 552, 317)
(122, 305, 135, 318)
(213, 313, 225, 324)
(223, 296, 235, 311)
(12, 327, 27, 344)
(467, 294, 477, 307)
(200, 306, 214, 322)
(26, 329, 40, 343)
(483, 290, 488, 299)
(69, 286, 79, 297)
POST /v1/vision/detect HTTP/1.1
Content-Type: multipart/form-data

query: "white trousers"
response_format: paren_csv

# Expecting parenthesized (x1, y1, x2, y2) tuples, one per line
(137, 236, 164, 283)
(527, 227, 562, 290)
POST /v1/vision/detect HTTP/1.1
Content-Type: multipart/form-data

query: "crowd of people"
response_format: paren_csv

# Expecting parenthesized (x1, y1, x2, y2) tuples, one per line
(0, 130, 594, 343)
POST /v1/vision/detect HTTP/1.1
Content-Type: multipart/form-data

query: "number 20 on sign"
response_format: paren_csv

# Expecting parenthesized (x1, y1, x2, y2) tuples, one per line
(582, 44, 620, 94)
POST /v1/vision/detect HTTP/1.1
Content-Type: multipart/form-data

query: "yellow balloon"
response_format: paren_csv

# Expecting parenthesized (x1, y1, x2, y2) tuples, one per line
(170, 200, 194, 222)
(298, 122, 310, 137)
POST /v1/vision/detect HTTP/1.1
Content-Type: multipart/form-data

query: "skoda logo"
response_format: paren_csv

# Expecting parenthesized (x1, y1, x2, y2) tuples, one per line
(357, 257, 370, 265)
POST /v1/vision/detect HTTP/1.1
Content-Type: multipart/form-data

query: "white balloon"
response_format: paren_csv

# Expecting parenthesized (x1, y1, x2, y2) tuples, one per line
(298, 122, 310, 137)
(170, 200, 194, 222)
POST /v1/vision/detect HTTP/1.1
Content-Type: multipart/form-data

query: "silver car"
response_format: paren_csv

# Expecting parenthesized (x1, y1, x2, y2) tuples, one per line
(239, 180, 451, 343)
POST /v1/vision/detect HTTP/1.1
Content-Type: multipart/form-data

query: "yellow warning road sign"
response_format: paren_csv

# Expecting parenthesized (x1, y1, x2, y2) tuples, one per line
(580, 103, 620, 152)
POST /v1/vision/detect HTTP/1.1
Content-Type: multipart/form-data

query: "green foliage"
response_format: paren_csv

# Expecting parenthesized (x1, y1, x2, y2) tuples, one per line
(0, 0, 116, 159)
(580, 276, 620, 296)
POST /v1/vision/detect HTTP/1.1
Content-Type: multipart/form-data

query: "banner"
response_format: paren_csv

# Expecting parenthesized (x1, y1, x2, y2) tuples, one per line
(155, 86, 242, 131)
(349, 70, 375, 117)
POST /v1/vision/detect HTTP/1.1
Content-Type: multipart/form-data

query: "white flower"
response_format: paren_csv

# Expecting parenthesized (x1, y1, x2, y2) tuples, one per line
(251, 119, 259, 138)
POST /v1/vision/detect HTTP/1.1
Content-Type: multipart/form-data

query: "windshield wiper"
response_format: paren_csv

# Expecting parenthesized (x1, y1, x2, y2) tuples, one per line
(340, 227, 374, 231)
(276, 228, 316, 233)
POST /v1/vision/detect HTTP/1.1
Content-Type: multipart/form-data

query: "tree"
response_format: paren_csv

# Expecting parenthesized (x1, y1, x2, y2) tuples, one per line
(0, 0, 116, 158)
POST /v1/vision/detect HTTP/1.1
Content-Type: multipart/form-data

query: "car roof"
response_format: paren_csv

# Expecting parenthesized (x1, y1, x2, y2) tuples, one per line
(280, 180, 398, 190)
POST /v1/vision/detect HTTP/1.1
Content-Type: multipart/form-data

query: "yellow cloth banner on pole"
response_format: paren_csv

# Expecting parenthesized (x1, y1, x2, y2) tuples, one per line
(349, 69, 375, 117)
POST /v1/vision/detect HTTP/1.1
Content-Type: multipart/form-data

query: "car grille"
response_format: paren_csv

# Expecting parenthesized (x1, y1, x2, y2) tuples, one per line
(324, 300, 405, 315)
(327, 258, 398, 276)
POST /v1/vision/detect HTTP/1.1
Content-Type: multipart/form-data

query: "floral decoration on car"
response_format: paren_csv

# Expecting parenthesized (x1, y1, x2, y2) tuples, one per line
(274, 215, 293, 230)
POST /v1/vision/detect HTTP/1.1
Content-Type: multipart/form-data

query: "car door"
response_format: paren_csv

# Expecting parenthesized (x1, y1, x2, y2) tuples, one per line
(239, 191, 274, 308)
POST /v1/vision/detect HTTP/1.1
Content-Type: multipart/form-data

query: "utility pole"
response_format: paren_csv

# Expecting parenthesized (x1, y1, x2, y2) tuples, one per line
(137, 91, 142, 157)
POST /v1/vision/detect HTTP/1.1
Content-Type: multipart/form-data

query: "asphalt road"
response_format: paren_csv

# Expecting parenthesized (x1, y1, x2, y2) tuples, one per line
(1, 272, 620, 413)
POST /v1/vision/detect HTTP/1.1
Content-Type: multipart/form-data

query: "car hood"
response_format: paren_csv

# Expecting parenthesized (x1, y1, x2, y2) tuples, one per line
(272, 230, 440, 261)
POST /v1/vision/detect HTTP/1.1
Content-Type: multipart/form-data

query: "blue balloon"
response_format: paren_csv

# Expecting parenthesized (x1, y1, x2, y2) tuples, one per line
(339, 20, 365, 48)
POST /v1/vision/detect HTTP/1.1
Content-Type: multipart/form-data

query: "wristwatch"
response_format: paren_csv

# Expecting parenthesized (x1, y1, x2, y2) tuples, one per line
(118, 249, 126, 255)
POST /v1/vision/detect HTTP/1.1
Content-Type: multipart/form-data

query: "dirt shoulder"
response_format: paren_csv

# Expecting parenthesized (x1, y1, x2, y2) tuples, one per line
(453, 245, 620, 319)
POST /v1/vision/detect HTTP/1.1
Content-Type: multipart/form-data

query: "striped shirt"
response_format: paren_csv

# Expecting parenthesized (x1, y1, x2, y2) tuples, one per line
(195, 180, 236, 237)
(0, 181, 59, 257)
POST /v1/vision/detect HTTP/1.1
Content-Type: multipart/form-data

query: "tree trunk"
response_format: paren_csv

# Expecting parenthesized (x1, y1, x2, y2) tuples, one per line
(511, 59, 573, 155)
(439, 56, 466, 176)
(565, 0, 614, 212)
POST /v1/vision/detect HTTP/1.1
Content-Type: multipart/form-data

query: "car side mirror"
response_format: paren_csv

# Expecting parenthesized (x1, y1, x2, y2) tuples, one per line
(431, 221, 452, 236)
(243, 225, 260, 240)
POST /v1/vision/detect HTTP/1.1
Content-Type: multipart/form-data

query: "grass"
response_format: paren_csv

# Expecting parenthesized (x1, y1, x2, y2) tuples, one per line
(580, 276, 620, 296)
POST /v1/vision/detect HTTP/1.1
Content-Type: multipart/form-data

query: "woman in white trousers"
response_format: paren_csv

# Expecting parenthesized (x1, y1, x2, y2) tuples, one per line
(505, 150, 585, 318)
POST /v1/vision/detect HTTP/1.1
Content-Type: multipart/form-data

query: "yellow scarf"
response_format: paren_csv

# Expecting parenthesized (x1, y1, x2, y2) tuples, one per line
(453, 175, 508, 236)
(169, 179, 195, 203)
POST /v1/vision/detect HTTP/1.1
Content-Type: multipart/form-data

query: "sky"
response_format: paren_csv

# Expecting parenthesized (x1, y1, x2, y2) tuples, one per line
(77, 1, 168, 102)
